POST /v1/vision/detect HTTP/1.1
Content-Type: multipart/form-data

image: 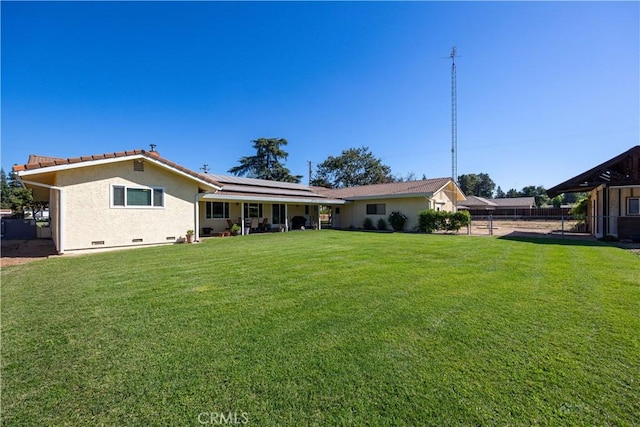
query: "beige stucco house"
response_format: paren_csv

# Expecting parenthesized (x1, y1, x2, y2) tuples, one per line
(13, 150, 221, 253)
(547, 145, 640, 240)
(13, 149, 465, 253)
(316, 178, 466, 231)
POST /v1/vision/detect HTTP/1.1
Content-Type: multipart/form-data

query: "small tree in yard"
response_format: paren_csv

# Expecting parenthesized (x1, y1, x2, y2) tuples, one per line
(388, 211, 408, 232)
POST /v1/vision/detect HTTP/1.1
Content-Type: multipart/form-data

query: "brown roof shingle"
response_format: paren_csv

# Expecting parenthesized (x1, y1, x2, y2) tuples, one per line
(13, 149, 221, 188)
(316, 178, 452, 199)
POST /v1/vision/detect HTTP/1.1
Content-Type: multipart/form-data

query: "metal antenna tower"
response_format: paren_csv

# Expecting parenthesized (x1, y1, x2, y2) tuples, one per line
(450, 45, 458, 210)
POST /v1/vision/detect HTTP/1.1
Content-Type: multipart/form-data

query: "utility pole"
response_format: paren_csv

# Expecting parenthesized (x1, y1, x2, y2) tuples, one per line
(308, 160, 312, 186)
(201, 164, 209, 174)
(450, 45, 458, 211)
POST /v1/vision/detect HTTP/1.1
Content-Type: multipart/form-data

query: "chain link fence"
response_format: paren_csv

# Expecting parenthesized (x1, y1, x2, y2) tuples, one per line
(464, 215, 587, 238)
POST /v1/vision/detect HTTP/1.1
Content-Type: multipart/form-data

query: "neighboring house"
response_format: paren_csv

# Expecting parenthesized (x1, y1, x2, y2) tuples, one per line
(316, 178, 466, 231)
(458, 195, 498, 212)
(547, 145, 640, 240)
(457, 196, 536, 217)
(13, 149, 465, 253)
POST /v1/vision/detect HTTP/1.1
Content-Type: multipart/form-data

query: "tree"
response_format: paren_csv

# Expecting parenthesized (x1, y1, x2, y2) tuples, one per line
(505, 188, 520, 198)
(457, 173, 495, 198)
(228, 138, 302, 183)
(520, 185, 549, 207)
(310, 147, 393, 188)
(495, 186, 506, 198)
(570, 195, 588, 220)
(561, 192, 583, 204)
(1, 168, 10, 209)
(4, 170, 35, 218)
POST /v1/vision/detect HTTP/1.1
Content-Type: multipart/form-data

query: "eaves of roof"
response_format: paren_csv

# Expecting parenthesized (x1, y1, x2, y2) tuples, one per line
(341, 192, 434, 201)
(547, 145, 640, 198)
(13, 149, 221, 189)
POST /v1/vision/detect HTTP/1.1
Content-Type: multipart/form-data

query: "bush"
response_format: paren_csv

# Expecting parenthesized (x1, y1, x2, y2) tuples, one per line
(388, 211, 408, 232)
(363, 217, 376, 230)
(418, 209, 470, 233)
(448, 211, 471, 231)
(571, 195, 588, 221)
(377, 218, 388, 231)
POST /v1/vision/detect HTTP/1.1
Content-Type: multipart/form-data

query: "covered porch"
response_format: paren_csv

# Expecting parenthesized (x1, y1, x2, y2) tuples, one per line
(195, 174, 345, 239)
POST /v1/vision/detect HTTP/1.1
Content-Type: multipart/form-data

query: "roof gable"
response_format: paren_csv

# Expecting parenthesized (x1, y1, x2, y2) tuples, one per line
(13, 149, 221, 189)
(316, 178, 456, 200)
(547, 146, 640, 197)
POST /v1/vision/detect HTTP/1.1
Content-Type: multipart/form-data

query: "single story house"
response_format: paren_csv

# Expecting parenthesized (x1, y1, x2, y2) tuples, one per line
(13, 148, 464, 253)
(316, 178, 466, 231)
(546, 145, 640, 240)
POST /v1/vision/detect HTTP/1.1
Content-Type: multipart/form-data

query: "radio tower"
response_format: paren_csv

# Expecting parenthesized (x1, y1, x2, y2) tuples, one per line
(450, 46, 458, 210)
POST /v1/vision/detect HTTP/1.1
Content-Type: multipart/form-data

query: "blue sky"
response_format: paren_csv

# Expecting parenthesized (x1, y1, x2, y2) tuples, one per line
(2, 1, 638, 192)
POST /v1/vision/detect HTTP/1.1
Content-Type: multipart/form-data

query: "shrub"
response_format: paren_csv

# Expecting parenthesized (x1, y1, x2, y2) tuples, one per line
(448, 211, 471, 231)
(377, 218, 388, 231)
(571, 195, 588, 221)
(418, 209, 446, 233)
(388, 211, 408, 232)
(418, 209, 470, 233)
(363, 217, 376, 230)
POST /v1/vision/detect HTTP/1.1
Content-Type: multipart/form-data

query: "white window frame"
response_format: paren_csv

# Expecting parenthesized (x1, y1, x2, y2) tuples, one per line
(627, 197, 640, 216)
(111, 184, 165, 208)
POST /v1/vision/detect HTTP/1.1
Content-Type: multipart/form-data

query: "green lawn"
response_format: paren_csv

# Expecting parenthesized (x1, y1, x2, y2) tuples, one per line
(2, 231, 639, 426)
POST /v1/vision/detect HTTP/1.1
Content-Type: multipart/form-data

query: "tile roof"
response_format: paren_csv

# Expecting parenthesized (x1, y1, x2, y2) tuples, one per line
(460, 195, 498, 208)
(13, 149, 221, 188)
(316, 178, 452, 199)
(492, 197, 536, 208)
(459, 196, 535, 209)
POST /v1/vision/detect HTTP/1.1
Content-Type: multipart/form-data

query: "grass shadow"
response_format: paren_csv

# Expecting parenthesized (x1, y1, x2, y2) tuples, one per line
(497, 231, 613, 248)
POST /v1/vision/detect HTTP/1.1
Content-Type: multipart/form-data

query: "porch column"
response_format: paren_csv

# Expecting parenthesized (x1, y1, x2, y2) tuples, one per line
(241, 202, 245, 236)
(284, 204, 289, 231)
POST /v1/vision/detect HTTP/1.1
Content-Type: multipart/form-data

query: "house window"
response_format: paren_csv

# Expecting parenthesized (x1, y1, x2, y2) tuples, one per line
(244, 203, 263, 218)
(366, 203, 386, 215)
(628, 197, 640, 215)
(112, 185, 164, 208)
(206, 202, 230, 219)
(272, 204, 286, 224)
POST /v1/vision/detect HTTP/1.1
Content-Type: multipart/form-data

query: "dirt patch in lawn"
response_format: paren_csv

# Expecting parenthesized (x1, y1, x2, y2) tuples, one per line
(1, 239, 58, 268)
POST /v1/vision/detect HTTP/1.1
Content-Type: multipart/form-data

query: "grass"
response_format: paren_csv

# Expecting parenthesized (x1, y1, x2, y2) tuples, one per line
(2, 231, 639, 426)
